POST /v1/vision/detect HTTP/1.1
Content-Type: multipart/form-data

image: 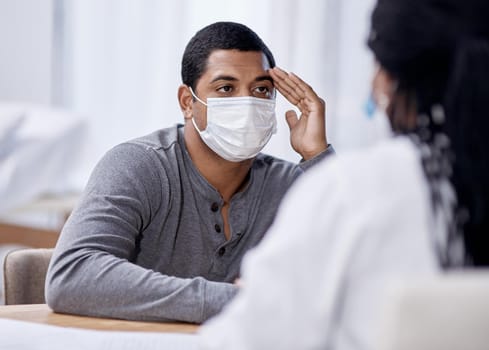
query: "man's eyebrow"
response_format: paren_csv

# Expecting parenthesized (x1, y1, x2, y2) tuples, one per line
(210, 75, 239, 83)
(255, 75, 274, 84)
(209, 75, 274, 84)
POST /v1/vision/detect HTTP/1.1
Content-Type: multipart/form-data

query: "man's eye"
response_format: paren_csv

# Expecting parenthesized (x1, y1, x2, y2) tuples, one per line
(217, 86, 233, 93)
(253, 86, 275, 98)
(254, 86, 269, 94)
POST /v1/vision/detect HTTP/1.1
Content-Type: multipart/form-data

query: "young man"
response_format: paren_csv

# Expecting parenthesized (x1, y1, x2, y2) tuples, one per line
(45, 22, 333, 323)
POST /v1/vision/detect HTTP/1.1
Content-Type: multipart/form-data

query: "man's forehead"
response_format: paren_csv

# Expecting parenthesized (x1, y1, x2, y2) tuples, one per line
(204, 49, 271, 76)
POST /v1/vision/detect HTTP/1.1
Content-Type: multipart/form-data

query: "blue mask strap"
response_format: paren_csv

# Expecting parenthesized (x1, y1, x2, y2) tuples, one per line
(364, 93, 377, 119)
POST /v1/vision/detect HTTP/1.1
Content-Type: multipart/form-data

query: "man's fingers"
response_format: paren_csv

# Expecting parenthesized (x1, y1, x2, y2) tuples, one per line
(289, 73, 320, 102)
(274, 80, 302, 104)
(270, 68, 323, 111)
(271, 68, 308, 98)
(272, 68, 300, 92)
(270, 69, 302, 104)
(270, 68, 302, 96)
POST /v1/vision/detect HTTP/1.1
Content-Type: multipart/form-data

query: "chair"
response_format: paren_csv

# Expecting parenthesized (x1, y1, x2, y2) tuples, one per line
(3, 248, 53, 304)
(376, 271, 489, 350)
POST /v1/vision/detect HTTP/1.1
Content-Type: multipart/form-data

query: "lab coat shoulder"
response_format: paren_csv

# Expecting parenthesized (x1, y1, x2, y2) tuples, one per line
(199, 137, 435, 350)
(322, 136, 426, 209)
(261, 136, 427, 243)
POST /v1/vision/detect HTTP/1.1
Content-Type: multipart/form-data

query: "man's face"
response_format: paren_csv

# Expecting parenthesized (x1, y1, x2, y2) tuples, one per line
(192, 49, 275, 131)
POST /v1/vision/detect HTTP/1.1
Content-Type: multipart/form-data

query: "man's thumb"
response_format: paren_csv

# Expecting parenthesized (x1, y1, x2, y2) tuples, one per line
(285, 110, 298, 130)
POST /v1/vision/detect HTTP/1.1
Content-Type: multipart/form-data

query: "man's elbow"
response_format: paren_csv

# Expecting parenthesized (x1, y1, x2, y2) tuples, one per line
(44, 270, 73, 312)
(45, 275, 61, 310)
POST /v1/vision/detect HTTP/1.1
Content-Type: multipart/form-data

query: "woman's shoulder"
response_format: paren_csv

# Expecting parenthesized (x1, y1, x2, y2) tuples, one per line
(301, 137, 427, 204)
(340, 137, 421, 181)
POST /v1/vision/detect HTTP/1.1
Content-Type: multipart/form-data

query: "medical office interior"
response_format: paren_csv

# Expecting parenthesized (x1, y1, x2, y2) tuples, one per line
(5, 1, 487, 348)
(0, 0, 387, 300)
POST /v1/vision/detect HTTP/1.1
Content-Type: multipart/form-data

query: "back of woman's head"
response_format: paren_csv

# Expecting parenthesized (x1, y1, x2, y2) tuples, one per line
(368, 0, 489, 266)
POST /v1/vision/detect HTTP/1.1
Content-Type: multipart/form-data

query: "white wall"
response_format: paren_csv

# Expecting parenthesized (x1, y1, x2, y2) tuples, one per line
(0, 0, 54, 104)
(334, 0, 392, 151)
(0, 0, 386, 190)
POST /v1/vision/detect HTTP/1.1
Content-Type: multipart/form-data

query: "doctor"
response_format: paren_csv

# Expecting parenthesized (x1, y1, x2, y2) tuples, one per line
(45, 21, 334, 323)
(199, 0, 489, 348)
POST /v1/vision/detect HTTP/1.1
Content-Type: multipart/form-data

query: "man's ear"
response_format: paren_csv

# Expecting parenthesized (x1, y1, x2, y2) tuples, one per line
(178, 84, 193, 120)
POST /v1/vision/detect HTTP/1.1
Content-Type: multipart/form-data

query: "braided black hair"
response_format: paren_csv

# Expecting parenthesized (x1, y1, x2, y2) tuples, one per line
(368, 0, 489, 266)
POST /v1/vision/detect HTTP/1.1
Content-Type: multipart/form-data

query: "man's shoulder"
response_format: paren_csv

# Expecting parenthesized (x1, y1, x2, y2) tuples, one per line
(254, 153, 297, 168)
(125, 124, 183, 151)
(97, 124, 184, 174)
(252, 153, 302, 183)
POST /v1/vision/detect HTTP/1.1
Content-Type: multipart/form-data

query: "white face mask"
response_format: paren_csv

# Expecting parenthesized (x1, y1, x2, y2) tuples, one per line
(189, 87, 277, 162)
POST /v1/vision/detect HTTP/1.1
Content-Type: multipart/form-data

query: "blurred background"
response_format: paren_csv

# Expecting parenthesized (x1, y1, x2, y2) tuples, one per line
(0, 0, 386, 293)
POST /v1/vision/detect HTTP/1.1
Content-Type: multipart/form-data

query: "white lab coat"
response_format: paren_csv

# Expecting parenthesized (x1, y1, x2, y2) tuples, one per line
(199, 136, 443, 350)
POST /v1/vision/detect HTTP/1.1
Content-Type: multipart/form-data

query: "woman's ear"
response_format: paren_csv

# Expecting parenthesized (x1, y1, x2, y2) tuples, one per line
(372, 64, 418, 131)
(178, 85, 193, 120)
(372, 65, 397, 109)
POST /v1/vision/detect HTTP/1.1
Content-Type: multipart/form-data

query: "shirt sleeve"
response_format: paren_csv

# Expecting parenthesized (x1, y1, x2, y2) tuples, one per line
(45, 143, 238, 324)
(299, 143, 336, 171)
(198, 158, 355, 349)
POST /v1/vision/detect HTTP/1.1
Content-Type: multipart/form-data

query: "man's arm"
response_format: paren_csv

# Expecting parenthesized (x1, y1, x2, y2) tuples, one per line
(45, 143, 238, 323)
(299, 144, 335, 171)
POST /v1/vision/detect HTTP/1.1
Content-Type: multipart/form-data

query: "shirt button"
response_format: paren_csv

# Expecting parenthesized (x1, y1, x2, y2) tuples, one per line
(211, 202, 219, 212)
(218, 247, 226, 256)
(214, 224, 221, 233)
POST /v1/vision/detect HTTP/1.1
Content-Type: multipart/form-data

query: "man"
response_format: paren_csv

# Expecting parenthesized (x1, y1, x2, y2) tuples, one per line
(45, 21, 333, 323)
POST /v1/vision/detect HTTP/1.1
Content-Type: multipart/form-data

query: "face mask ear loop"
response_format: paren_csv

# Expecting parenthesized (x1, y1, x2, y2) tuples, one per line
(188, 86, 207, 133)
(189, 86, 208, 106)
(191, 117, 204, 133)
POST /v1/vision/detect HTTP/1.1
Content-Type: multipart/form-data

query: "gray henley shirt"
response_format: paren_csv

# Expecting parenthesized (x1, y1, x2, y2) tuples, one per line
(45, 124, 333, 323)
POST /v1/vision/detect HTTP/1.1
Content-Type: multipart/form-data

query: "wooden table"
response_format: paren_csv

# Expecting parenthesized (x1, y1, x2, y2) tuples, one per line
(0, 304, 199, 333)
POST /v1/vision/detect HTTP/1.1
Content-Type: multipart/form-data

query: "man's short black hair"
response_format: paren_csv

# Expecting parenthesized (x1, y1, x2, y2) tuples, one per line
(181, 21, 276, 90)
